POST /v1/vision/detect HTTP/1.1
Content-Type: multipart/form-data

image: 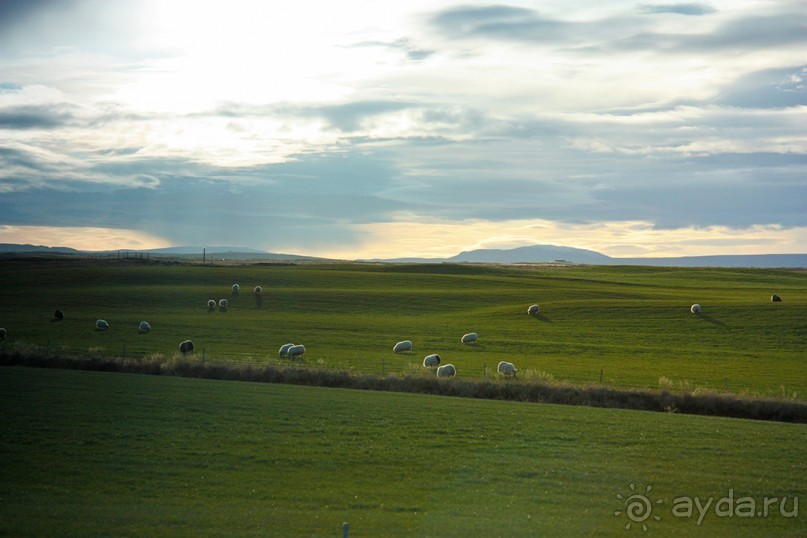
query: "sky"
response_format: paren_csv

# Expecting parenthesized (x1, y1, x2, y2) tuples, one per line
(0, 0, 805, 259)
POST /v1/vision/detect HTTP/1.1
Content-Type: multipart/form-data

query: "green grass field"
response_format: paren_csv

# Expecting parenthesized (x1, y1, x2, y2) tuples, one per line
(1, 260, 805, 399)
(1, 366, 805, 537)
(1, 260, 805, 535)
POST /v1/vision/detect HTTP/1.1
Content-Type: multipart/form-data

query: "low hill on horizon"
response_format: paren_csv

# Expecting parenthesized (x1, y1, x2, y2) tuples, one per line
(370, 244, 807, 268)
(1, 243, 806, 267)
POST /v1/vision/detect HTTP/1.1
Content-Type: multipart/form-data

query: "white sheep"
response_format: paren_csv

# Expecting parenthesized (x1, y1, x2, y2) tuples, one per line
(690, 304, 701, 314)
(219, 298, 228, 308)
(497, 361, 517, 377)
(423, 354, 441, 368)
(207, 299, 216, 309)
(287, 344, 305, 359)
(461, 332, 477, 344)
(179, 340, 194, 354)
(95, 319, 109, 331)
(279, 343, 295, 358)
(254, 285, 263, 294)
(138, 321, 151, 334)
(436, 364, 456, 378)
(527, 304, 540, 315)
(232, 284, 240, 294)
(771, 294, 782, 302)
(393, 340, 413, 353)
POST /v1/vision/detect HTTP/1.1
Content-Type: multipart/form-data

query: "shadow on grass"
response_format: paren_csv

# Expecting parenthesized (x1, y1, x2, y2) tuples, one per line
(698, 313, 729, 328)
(530, 314, 552, 323)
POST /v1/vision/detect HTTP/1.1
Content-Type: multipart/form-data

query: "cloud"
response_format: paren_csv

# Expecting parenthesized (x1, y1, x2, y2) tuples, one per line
(348, 38, 434, 61)
(638, 3, 716, 16)
(0, 104, 75, 129)
(0, 224, 171, 251)
(429, 5, 574, 42)
(334, 217, 807, 260)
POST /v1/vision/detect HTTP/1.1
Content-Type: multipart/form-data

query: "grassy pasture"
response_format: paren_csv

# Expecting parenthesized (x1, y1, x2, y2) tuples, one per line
(0, 259, 805, 398)
(1, 366, 805, 536)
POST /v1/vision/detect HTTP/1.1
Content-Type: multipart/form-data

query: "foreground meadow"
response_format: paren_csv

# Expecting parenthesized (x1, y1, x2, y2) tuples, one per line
(1, 366, 805, 537)
(0, 259, 804, 399)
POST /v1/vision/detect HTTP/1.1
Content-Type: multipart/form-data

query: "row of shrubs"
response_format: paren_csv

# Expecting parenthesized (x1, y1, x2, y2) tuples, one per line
(1, 343, 805, 423)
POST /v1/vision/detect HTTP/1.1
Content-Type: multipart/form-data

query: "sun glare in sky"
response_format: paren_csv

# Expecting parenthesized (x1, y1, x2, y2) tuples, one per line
(0, 0, 804, 258)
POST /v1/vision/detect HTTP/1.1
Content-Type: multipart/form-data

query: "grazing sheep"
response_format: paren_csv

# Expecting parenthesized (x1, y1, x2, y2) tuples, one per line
(423, 354, 441, 368)
(393, 340, 413, 353)
(497, 361, 517, 377)
(232, 284, 240, 295)
(287, 344, 305, 359)
(54, 310, 64, 321)
(436, 364, 456, 378)
(138, 321, 151, 334)
(772, 294, 782, 302)
(690, 304, 701, 314)
(279, 343, 295, 358)
(527, 304, 540, 315)
(254, 285, 262, 294)
(0, 328, 6, 340)
(95, 319, 109, 331)
(219, 298, 228, 308)
(179, 340, 194, 354)
(461, 332, 477, 344)
(207, 299, 216, 309)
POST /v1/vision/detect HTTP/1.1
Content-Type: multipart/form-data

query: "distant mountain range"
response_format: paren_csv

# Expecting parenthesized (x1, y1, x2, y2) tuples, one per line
(1, 243, 805, 267)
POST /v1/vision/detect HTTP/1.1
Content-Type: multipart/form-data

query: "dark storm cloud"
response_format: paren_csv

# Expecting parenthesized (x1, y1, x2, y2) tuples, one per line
(638, 3, 716, 16)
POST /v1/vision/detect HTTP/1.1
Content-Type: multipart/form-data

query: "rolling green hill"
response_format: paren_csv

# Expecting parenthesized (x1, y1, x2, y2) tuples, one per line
(0, 260, 804, 399)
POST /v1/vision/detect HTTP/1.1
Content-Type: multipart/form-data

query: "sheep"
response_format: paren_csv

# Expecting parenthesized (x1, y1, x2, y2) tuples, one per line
(497, 361, 517, 377)
(772, 294, 782, 302)
(138, 321, 151, 334)
(95, 319, 109, 331)
(527, 304, 540, 315)
(393, 340, 413, 353)
(54, 309, 64, 321)
(287, 344, 305, 359)
(690, 304, 701, 314)
(279, 343, 295, 358)
(436, 364, 456, 378)
(254, 285, 262, 294)
(423, 353, 441, 368)
(219, 298, 228, 308)
(232, 284, 240, 295)
(179, 340, 194, 354)
(207, 299, 217, 309)
(0, 328, 6, 340)
(461, 332, 477, 344)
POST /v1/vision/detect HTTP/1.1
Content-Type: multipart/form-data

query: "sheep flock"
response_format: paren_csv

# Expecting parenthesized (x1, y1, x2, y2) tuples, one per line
(0, 274, 788, 384)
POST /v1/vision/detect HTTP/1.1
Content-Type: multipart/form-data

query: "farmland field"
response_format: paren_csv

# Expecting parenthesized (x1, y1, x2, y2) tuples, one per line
(1, 366, 805, 537)
(0, 259, 805, 399)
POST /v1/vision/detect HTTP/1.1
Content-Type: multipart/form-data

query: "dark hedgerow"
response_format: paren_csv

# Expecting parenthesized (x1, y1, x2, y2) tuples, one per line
(1, 346, 806, 423)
